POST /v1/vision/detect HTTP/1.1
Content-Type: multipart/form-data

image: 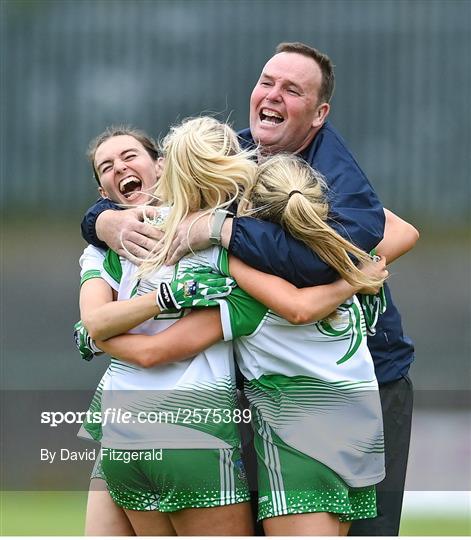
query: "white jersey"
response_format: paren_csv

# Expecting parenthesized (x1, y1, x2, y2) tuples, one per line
(78, 245, 240, 451)
(214, 249, 385, 488)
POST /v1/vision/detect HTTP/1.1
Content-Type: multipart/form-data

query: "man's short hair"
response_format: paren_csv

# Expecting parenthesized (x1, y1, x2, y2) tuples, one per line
(275, 42, 335, 104)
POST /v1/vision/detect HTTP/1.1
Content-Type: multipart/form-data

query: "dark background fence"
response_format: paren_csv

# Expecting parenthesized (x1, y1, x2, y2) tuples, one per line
(2, 0, 470, 224)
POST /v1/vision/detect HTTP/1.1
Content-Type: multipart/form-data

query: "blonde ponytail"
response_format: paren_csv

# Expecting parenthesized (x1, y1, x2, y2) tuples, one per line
(240, 154, 384, 290)
(138, 117, 257, 277)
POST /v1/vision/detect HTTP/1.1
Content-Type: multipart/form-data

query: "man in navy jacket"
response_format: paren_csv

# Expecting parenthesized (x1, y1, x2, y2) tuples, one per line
(82, 42, 414, 536)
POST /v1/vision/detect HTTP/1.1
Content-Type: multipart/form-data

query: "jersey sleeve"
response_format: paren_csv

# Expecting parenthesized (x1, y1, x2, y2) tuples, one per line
(215, 248, 267, 341)
(79, 245, 106, 286)
(215, 247, 231, 276)
(218, 287, 267, 341)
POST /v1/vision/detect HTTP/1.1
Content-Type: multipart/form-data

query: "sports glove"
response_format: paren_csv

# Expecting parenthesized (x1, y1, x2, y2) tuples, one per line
(358, 286, 387, 336)
(154, 266, 237, 312)
(73, 320, 103, 362)
(358, 250, 388, 336)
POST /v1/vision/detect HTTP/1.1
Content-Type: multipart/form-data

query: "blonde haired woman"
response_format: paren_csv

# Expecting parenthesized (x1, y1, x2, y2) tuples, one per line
(79, 117, 416, 536)
(79, 118, 257, 536)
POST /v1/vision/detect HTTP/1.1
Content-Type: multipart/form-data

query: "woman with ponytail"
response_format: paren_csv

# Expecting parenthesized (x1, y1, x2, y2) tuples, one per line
(242, 153, 384, 290)
(77, 116, 416, 536)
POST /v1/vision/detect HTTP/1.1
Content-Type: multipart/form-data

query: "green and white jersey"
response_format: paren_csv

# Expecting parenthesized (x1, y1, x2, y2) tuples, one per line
(215, 250, 385, 488)
(78, 245, 240, 451)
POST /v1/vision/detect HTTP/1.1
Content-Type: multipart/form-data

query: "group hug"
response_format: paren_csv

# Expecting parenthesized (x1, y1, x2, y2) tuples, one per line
(73, 42, 418, 536)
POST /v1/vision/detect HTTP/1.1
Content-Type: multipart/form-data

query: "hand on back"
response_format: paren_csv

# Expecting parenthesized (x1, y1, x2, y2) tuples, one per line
(96, 207, 165, 263)
(165, 211, 214, 265)
(357, 255, 388, 295)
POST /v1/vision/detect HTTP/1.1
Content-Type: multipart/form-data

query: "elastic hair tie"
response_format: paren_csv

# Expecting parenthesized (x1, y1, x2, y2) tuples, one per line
(288, 190, 303, 199)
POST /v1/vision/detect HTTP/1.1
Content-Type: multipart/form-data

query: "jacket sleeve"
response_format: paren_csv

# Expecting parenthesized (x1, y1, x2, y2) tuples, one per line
(229, 217, 340, 287)
(80, 198, 121, 248)
(229, 128, 385, 288)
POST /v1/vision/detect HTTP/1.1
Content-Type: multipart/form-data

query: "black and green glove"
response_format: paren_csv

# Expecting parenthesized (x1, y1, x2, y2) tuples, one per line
(73, 320, 102, 362)
(155, 266, 237, 312)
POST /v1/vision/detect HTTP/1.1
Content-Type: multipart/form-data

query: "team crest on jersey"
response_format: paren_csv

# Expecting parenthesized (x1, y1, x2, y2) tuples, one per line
(183, 280, 198, 297)
(234, 458, 246, 481)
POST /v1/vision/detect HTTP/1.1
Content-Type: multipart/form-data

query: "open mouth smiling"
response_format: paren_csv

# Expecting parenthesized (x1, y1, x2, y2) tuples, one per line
(119, 176, 143, 199)
(259, 108, 284, 125)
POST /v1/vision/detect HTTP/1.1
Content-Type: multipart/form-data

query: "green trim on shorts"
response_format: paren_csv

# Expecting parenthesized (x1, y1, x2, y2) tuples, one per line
(101, 447, 250, 512)
(253, 411, 377, 522)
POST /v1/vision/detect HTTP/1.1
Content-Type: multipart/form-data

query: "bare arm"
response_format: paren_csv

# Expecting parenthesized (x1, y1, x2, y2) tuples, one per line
(377, 209, 419, 263)
(229, 255, 387, 325)
(80, 278, 161, 341)
(95, 308, 223, 368)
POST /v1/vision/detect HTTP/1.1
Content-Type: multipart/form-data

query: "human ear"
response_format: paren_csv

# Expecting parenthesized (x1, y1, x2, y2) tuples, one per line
(98, 186, 108, 199)
(312, 102, 330, 128)
(155, 157, 165, 178)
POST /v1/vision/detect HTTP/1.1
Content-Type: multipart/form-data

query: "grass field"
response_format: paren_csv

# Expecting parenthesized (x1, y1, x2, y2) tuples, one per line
(400, 516, 471, 536)
(1, 491, 470, 536)
(1, 492, 87, 536)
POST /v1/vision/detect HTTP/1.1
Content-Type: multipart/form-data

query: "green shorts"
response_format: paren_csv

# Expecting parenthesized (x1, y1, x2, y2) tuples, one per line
(100, 447, 250, 512)
(253, 415, 377, 522)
